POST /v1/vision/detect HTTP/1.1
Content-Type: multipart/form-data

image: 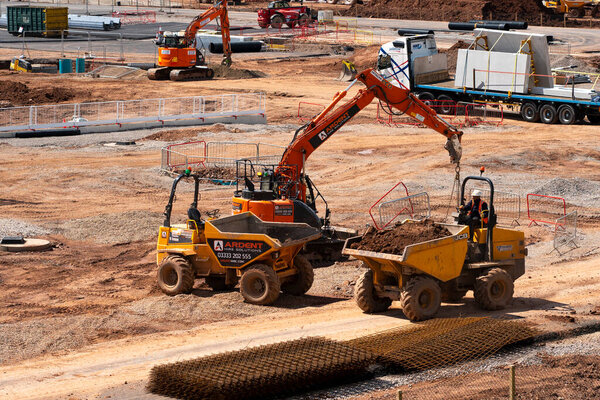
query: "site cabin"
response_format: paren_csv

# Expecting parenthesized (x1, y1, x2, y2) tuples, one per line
(377, 30, 600, 125)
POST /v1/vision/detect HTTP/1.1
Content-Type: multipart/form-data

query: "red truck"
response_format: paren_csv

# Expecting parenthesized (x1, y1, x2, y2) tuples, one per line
(257, 1, 316, 29)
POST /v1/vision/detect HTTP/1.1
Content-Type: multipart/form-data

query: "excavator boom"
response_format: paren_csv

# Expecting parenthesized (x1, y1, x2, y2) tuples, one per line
(279, 68, 463, 198)
(184, 0, 232, 65)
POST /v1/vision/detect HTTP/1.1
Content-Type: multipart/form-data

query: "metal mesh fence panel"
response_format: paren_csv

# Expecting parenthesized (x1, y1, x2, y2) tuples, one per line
(527, 193, 567, 226)
(462, 182, 520, 225)
(378, 192, 431, 228)
(554, 210, 577, 252)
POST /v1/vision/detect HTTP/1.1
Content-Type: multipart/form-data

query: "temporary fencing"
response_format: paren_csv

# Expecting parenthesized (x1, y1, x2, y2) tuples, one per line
(463, 184, 521, 225)
(554, 210, 578, 252)
(0, 92, 266, 133)
(526, 193, 567, 226)
(368, 181, 431, 230)
(376, 101, 504, 128)
(297, 101, 325, 121)
(161, 140, 284, 174)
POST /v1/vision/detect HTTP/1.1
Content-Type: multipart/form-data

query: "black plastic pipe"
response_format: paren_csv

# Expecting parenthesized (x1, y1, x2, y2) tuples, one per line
(469, 20, 528, 29)
(448, 22, 510, 31)
(14, 128, 80, 138)
(209, 41, 263, 54)
(397, 28, 434, 36)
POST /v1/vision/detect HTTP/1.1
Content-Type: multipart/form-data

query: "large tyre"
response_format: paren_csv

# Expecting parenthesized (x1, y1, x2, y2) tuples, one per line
(591, 5, 600, 18)
(157, 255, 195, 296)
(355, 269, 392, 313)
(558, 104, 577, 125)
(520, 102, 539, 123)
(568, 7, 585, 18)
(298, 13, 310, 27)
(400, 276, 441, 322)
(436, 94, 456, 115)
(417, 92, 435, 107)
(205, 276, 235, 291)
(281, 255, 314, 295)
(539, 104, 558, 124)
(240, 264, 280, 305)
(270, 14, 285, 29)
(474, 268, 514, 310)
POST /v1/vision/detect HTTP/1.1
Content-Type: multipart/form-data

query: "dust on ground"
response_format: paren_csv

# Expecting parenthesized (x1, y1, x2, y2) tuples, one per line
(350, 220, 451, 254)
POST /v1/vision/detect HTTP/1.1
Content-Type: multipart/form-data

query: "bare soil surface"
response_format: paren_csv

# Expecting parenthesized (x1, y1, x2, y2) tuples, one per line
(350, 220, 451, 254)
(0, 37, 600, 399)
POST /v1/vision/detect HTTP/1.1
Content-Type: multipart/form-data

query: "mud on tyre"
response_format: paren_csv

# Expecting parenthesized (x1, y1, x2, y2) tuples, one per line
(240, 264, 280, 305)
(281, 255, 314, 295)
(355, 268, 392, 313)
(400, 275, 441, 321)
(157, 255, 195, 296)
(474, 267, 514, 310)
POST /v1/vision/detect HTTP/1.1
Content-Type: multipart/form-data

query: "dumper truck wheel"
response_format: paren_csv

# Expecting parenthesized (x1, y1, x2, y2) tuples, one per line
(157, 255, 195, 296)
(355, 269, 392, 313)
(240, 264, 280, 305)
(281, 255, 314, 295)
(400, 276, 441, 322)
(474, 268, 514, 310)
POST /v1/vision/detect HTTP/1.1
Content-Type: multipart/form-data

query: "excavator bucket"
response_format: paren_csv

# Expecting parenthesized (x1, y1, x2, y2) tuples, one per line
(337, 60, 357, 81)
(444, 134, 462, 164)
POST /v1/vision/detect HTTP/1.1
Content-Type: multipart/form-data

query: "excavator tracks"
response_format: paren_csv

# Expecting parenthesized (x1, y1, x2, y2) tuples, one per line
(147, 66, 215, 81)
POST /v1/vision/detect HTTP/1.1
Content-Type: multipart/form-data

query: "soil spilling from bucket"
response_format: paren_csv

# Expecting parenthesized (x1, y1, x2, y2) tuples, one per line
(350, 220, 451, 255)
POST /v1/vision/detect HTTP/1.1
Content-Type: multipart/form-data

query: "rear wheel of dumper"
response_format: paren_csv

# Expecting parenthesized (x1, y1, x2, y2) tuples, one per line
(240, 264, 280, 305)
(400, 276, 441, 321)
(281, 255, 314, 295)
(355, 269, 392, 313)
(157, 255, 195, 296)
(474, 268, 514, 310)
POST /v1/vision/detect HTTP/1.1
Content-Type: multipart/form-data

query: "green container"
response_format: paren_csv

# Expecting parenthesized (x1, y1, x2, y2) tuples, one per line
(75, 58, 85, 73)
(7, 6, 68, 38)
(59, 59, 73, 74)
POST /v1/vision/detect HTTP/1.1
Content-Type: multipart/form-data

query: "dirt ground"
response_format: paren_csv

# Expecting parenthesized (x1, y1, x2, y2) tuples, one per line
(1, 38, 600, 399)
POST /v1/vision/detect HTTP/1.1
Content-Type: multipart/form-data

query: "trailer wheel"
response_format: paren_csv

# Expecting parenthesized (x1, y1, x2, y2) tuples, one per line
(270, 14, 285, 29)
(240, 264, 280, 305)
(520, 102, 539, 123)
(558, 104, 577, 125)
(436, 94, 456, 115)
(400, 276, 441, 321)
(568, 7, 585, 18)
(355, 269, 392, 313)
(587, 114, 600, 124)
(417, 92, 435, 107)
(539, 104, 558, 124)
(205, 276, 235, 291)
(157, 255, 195, 296)
(281, 255, 314, 295)
(474, 268, 514, 310)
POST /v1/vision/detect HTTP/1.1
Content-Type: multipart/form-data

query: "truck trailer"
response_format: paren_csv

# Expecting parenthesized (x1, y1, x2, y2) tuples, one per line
(377, 30, 600, 125)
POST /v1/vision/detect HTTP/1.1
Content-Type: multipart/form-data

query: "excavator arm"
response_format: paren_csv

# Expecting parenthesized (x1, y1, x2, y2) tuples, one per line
(278, 68, 463, 199)
(184, 0, 232, 66)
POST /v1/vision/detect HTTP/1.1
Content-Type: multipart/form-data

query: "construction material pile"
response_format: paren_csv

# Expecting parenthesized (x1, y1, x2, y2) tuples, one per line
(349, 220, 451, 255)
(147, 317, 537, 399)
(347, 317, 537, 371)
(0, 81, 76, 106)
(147, 337, 376, 400)
(346, 0, 560, 26)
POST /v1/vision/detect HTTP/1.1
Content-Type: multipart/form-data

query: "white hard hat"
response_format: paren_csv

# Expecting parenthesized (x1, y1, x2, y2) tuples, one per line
(472, 189, 483, 197)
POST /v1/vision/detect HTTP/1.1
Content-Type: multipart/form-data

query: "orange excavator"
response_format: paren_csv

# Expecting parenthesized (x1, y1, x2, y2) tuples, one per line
(148, 0, 232, 81)
(232, 68, 463, 264)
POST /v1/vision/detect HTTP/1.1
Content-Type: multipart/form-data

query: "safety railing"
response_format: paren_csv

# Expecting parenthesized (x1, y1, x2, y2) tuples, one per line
(378, 192, 431, 229)
(463, 186, 520, 225)
(554, 211, 578, 253)
(161, 140, 284, 173)
(0, 93, 266, 132)
(369, 181, 413, 230)
(526, 193, 567, 227)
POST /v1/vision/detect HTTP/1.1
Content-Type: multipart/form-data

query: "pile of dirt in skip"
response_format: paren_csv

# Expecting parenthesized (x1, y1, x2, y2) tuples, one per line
(350, 219, 451, 255)
(346, 0, 562, 26)
(0, 81, 76, 106)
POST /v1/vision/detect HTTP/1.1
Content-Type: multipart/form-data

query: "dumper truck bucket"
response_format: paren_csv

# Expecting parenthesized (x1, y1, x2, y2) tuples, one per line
(336, 60, 357, 81)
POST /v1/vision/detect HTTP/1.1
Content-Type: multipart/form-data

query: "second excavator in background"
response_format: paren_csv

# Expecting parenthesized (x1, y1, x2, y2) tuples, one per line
(148, 0, 231, 81)
(232, 68, 463, 265)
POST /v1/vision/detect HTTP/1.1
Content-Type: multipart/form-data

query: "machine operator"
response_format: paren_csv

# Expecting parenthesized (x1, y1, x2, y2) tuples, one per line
(460, 189, 489, 239)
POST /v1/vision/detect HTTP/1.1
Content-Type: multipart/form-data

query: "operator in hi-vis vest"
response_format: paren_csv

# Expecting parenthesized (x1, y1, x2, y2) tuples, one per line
(460, 189, 489, 240)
